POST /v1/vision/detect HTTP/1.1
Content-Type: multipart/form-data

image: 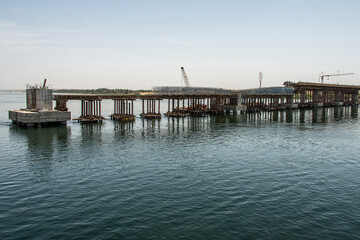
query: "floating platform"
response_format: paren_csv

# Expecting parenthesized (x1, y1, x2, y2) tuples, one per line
(9, 109, 71, 127)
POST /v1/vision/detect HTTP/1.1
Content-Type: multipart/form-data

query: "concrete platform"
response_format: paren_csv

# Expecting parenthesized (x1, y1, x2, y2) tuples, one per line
(9, 110, 71, 127)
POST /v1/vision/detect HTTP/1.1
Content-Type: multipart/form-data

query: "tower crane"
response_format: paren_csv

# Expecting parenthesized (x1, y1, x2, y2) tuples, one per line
(319, 72, 354, 84)
(181, 67, 190, 87)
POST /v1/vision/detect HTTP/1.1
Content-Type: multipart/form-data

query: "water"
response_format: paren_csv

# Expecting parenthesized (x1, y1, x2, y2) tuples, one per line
(1, 91, 360, 239)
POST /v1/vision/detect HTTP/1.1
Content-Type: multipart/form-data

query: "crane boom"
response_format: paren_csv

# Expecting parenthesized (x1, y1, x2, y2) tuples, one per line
(181, 67, 190, 87)
(259, 72, 263, 88)
(320, 72, 354, 84)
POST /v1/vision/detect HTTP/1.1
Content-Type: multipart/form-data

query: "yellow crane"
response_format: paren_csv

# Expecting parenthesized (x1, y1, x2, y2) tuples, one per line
(319, 71, 354, 84)
(181, 67, 190, 87)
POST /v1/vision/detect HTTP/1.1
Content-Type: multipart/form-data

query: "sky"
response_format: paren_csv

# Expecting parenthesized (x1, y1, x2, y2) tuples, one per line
(0, 0, 360, 90)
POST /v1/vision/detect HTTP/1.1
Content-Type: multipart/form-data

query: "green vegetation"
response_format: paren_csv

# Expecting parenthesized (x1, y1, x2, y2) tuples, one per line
(54, 88, 150, 95)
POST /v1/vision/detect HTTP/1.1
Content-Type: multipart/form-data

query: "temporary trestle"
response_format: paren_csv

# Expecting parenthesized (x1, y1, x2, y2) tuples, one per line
(242, 94, 290, 112)
(53, 93, 239, 120)
(51, 82, 360, 119)
(140, 98, 162, 118)
(284, 82, 360, 109)
(166, 98, 190, 117)
(239, 83, 360, 112)
(74, 99, 105, 122)
(111, 98, 135, 121)
(209, 97, 227, 115)
(293, 89, 358, 108)
(166, 97, 213, 117)
(162, 94, 236, 117)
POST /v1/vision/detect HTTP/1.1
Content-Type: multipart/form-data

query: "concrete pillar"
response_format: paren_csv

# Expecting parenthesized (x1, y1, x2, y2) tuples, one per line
(313, 90, 319, 103)
(321, 91, 327, 103)
(351, 92, 358, 104)
(274, 97, 279, 107)
(334, 91, 340, 102)
(131, 100, 134, 115)
(300, 90, 306, 103)
(286, 96, 293, 104)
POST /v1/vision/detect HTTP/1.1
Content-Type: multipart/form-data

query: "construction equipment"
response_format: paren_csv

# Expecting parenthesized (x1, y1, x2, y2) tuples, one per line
(43, 79, 47, 88)
(259, 72, 263, 88)
(181, 67, 190, 87)
(319, 72, 354, 84)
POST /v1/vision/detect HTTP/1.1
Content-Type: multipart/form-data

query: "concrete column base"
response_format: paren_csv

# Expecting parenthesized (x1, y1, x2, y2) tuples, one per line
(285, 104, 298, 109)
(311, 103, 323, 107)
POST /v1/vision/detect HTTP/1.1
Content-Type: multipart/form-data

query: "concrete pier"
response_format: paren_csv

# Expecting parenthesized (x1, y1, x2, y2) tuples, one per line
(73, 99, 105, 122)
(9, 109, 70, 127)
(9, 82, 71, 126)
(140, 97, 162, 119)
(111, 97, 136, 121)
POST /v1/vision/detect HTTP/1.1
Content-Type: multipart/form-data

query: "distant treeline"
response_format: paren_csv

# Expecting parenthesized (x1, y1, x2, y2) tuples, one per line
(54, 88, 150, 95)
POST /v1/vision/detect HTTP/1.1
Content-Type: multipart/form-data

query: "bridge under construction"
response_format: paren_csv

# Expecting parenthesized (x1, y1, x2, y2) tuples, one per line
(8, 80, 360, 125)
(52, 82, 360, 122)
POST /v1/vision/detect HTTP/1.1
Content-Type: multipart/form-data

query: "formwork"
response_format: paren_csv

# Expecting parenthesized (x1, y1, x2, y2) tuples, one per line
(9, 83, 71, 126)
(26, 85, 53, 110)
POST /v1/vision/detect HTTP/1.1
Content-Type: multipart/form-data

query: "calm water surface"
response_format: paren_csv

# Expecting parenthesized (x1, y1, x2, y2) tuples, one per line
(1, 91, 360, 239)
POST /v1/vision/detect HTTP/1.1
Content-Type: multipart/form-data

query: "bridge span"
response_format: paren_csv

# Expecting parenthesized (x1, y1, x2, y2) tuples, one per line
(52, 82, 360, 122)
(53, 93, 240, 121)
(9, 82, 360, 125)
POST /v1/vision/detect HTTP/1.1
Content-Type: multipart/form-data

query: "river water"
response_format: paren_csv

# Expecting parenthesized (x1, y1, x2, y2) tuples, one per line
(1, 91, 360, 239)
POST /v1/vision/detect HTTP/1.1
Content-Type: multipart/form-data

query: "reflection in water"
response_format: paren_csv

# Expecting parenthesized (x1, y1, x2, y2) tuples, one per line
(79, 123, 103, 150)
(9, 106, 358, 153)
(114, 106, 359, 136)
(9, 125, 70, 178)
(141, 118, 161, 136)
(154, 106, 359, 135)
(188, 117, 211, 132)
(166, 116, 211, 134)
(113, 120, 134, 137)
(5, 106, 358, 179)
(241, 106, 358, 125)
(81, 122, 103, 137)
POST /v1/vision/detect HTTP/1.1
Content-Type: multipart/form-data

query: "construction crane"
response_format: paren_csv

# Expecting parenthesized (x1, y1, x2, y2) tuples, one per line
(259, 72, 263, 88)
(181, 67, 190, 87)
(319, 72, 354, 84)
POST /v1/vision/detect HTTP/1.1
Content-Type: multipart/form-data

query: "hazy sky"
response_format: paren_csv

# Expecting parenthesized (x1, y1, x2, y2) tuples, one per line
(1, 0, 359, 90)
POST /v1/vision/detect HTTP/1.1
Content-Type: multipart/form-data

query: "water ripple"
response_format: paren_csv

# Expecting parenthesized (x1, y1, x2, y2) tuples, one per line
(1, 95, 360, 239)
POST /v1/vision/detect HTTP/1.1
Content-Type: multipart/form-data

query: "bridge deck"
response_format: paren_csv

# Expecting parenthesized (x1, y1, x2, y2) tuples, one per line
(53, 93, 238, 101)
(284, 82, 360, 91)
